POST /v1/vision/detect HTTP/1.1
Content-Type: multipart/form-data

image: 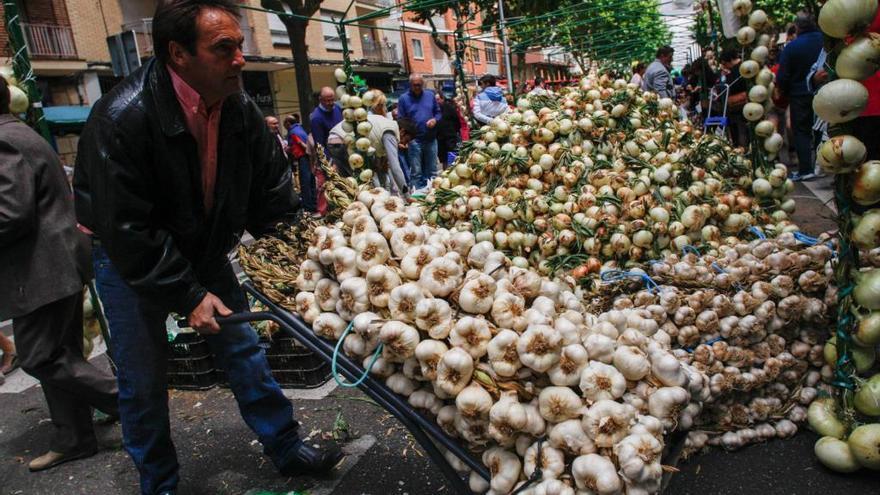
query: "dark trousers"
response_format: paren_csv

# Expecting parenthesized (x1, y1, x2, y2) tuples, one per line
(327, 143, 352, 177)
(12, 291, 119, 454)
(727, 112, 749, 149)
(790, 94, 818, 175)
(437, 137, 458, 169)
(853, 115, 880, 161)
(296, 156, 317, 212)
(92, 245, 300, 495)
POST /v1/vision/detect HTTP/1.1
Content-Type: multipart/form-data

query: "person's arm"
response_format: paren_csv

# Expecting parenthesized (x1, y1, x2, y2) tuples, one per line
(776, 49, 791, 94)
(431, 95, 442, 124)
(473, 97, 491, 124)
(806, 50, 828, 94)
(248, 107, 299, 237)
(382, 132, 408, 198)
(77, 113, 208, 317)
(0, 138, 36, 246)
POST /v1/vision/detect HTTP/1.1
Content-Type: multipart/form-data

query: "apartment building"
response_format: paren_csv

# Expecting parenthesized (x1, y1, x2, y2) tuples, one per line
(0, 0, 405, 162)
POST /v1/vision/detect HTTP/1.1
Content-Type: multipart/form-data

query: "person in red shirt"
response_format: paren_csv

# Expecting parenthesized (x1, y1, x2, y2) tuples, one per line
(853, 10, 880, 159)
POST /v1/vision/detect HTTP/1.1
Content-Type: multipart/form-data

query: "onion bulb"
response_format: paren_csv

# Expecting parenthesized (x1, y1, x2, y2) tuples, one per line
(855, 374, 880, 416)
(855, 269, 880, 310)
(856, 311, 880, 346)
(739, 60, 760, 79)
(748, 85, 768, 103)
(750, 45, 769, 63)
(817, 135, 867, 174)
(807, 397, 847, 439)
(748, 9, 768, 30)
(737, 26, 757, 46)
(853, 209, 880, 250)
(815, 437, 861, 473)
(8, 85, 28, 114)
(334, 68, 348, 83)
(836, 33, 880, 80)
(813, 79, 869, 124)
(853, 161, 880, 206)
(848, 424, 880, 470)
(818, 0, 879, 39)
(755, 120, 775, 137)
(743, 102, 764, 121)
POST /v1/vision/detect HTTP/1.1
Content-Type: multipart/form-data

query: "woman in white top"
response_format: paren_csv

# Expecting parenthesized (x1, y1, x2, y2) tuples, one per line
(630, 62, 646, 88)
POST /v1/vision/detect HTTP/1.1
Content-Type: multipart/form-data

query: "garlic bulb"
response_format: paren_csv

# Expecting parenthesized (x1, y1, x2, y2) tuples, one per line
(492, 292, 528, 332)
(549, 344, 590, 386)
(523, 442, 566, 480)
(538, 386, 584, 422)
(414, 339, 448, 380)
(456, 382, 493, 419)
(295, 291, 319, 324)
(489, 391, 528, 446)
(436, 347, 474, 395)
(401, 245, 442, 280)
(582, 400, 636, 448)
(296, 260, 323, 291)
(614, 345, 651, 381)
(419, 256, 464, 297)
(482, 448, 522, 494)
(354, 232, 391, 273)
(579, 361, 627, 402)
(548, 419, 597, 456)
(313, 312, 347, 340)
(390, 223, 425, 258)
(366, 265, 400, 308)
(336, 277, 369, 320)
(459, 274, 497, 314)
(386, 372, 417, 396)
(488, 329, 522, 377)
(450, 316, 493, 359)
(647, 386, 690, 430)
(414, 298, 454, 338)
(379, 321, 420, 362)
(518, 325, 563, 372)
(572, 454, 623, 495)
(614, 433, 663, 488)
(388, 283, 427, 323)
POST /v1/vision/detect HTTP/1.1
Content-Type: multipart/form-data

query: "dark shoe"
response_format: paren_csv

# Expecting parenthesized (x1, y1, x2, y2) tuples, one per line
(800, 173, 816, 181)
(0, 353, 17, 375)
(279, 443, 345, 477)
(93, 409, 119, 426)
(28, 447, 98, 472)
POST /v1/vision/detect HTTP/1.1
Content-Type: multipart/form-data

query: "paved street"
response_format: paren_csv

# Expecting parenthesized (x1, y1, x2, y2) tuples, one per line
(2, 181, 878, 494)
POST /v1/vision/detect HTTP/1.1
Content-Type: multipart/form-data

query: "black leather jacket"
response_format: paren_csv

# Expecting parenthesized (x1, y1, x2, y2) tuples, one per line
(74, 59, 297, 315)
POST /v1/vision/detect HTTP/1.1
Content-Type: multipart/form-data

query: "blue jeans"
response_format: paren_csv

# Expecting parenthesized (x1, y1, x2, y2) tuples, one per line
(297, 156, 317, 212)
(407, 138, 438, 189)
(92, 244, 301, 495)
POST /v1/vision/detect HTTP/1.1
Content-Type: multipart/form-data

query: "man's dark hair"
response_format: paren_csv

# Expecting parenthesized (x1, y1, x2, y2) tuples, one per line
(633, 62, 646, 73)
(534, 76, 544, 86)
(720, 48, 740, 64)
(0, 77, 9, 115)
(656, 45, 674, 58)
(397, 117, 417, 136)
(153, 0, 240, 63)
(795, 14, 817, 33)
(479, 74, 496, 86)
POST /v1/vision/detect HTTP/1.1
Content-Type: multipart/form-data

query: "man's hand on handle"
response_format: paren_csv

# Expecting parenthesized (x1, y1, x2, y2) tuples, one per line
(188, 292, 232, 334)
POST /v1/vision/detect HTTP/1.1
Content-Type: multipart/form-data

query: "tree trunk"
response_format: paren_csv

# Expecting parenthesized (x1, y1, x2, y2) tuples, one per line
(284, 17, 315, 131)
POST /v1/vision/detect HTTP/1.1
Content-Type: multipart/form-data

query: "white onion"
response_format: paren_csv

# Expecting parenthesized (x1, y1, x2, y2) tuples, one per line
(836, 33, 880, 81)
(818, 0, 879, 38)
(812, 79, 869, 124)
(743, 102, 764, 121)
(8, 85, 28, 114)
(848, 424, 880, 470)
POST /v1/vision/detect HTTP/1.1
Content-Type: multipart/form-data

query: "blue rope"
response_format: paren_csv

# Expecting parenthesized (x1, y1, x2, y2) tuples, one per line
(748, 226, 766, 240)
(793, 231, 819, 245)
(601, 269, 661, 293)
(686, 336, 725, 353)
(681, 245, 702, 257)
(331, 320, 384, 388)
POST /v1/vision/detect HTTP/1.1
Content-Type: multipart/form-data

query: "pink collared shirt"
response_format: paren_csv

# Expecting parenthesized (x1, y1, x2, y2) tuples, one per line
(168, 66, 223, 212)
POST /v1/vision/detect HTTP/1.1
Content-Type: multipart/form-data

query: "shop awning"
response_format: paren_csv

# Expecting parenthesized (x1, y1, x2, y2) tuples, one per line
(43, 105, 92, 126)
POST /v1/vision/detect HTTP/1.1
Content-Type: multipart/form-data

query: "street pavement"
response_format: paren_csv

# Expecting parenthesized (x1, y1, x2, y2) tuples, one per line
(2, 181, 879, 494)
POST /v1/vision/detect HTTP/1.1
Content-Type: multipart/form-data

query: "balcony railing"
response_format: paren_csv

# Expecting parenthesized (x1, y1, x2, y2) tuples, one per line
(121, 18, 257, 58)
(361, 39, 400, 64)
(21, 23, 78, 59)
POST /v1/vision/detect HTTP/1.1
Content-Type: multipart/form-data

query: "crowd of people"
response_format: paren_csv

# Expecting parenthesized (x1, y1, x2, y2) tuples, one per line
(260, 71, 548, 214)
(637, 11, 879, 182)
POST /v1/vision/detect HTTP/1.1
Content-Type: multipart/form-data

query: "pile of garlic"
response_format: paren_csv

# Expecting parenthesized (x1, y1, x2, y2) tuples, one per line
(602, 234, 836, 455)
(294, 191, 713, 494)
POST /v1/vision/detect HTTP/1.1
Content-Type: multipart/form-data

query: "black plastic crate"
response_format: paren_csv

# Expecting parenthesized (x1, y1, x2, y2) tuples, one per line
(167, 332, 217, 390)
(167, 370, 217, 390)
(272, 363, 332, 389)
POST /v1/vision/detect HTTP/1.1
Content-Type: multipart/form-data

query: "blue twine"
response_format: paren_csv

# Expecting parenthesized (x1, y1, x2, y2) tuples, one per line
(331, 320, 384, 388)
(711, 262, 745, 291)
(601, 269, 661, 293)
(748, 226, 766, 240)
(793, 231, 819, 246)
(681, 245, 702, 257)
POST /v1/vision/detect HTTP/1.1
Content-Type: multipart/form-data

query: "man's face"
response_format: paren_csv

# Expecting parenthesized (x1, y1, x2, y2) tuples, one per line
(400, 130, 413, 146)
(319, 90, 335, 109)
(661, 53, 674, 66)
(266, 117, 279, 133)
(171, 8, 245, 105)
(410, 78, 424, 96)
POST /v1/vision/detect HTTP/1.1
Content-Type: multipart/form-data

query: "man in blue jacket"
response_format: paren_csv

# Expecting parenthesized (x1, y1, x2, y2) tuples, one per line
(776, 15, 824, 181)
(397, 73, 441, 190)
